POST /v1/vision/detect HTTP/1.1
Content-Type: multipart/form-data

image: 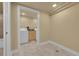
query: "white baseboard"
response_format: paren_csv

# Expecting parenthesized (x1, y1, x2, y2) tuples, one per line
(48, 40, 79, 56)
(0, 39, 3, 48)
(40, 41, 49, 45)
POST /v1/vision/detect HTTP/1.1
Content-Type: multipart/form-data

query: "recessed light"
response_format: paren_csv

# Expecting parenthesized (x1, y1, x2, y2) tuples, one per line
(22, 12, 26, 15)
(52, 4, 57, 7)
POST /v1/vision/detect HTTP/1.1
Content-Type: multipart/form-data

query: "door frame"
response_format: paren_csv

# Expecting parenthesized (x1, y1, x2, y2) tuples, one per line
(3, 2, 11, 56)
(17, 5, 40, 49)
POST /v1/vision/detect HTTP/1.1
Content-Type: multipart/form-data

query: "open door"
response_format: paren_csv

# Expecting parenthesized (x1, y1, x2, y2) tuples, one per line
(3, 2, 11, 56)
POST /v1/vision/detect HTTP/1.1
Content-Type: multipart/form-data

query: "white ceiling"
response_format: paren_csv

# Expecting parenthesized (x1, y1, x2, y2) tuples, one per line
(21, 9, 37, 19)
(17, 2, 78, 15)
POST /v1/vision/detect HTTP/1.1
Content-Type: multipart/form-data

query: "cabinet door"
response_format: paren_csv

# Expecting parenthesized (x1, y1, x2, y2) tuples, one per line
(29, 31, 36, 42)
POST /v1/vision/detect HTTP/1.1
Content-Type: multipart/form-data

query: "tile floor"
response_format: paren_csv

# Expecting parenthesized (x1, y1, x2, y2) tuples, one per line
(12, 41, 76, 56)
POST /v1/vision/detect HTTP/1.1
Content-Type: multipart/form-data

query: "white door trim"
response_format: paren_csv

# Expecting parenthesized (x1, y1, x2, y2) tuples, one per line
(3, 2, 11, 56)
(17, 5, 40, 49)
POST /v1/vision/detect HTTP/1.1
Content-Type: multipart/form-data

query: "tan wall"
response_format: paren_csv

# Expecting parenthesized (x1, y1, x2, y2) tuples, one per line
(20, 16, 36, 29)
(11, 3, 50, 50)
(40, 12, 50, 42)
(0, 14, 3, 39)
(11, 4, 18, 50)
(51, 4, 79, 52)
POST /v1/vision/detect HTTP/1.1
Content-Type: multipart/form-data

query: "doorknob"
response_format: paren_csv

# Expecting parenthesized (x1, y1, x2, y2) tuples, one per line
(6, 32, 8, 35)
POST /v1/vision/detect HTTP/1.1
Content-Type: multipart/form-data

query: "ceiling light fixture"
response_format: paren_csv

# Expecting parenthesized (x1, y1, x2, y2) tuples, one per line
(22, 12, 26, 16)
(52, 4, 57, 7)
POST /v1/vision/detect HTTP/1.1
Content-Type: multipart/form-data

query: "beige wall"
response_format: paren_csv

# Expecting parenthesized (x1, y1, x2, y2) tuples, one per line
(0, 14, 3, 39)
(11, 4, 18, 50)
(20, 16, 36, 29)
(40, 12, 50, 42)
(51, 4, 79, 52)
(11, 3, 50, 50)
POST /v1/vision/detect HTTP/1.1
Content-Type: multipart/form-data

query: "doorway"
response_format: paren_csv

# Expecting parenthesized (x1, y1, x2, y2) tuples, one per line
(17, 5, 40, 48)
